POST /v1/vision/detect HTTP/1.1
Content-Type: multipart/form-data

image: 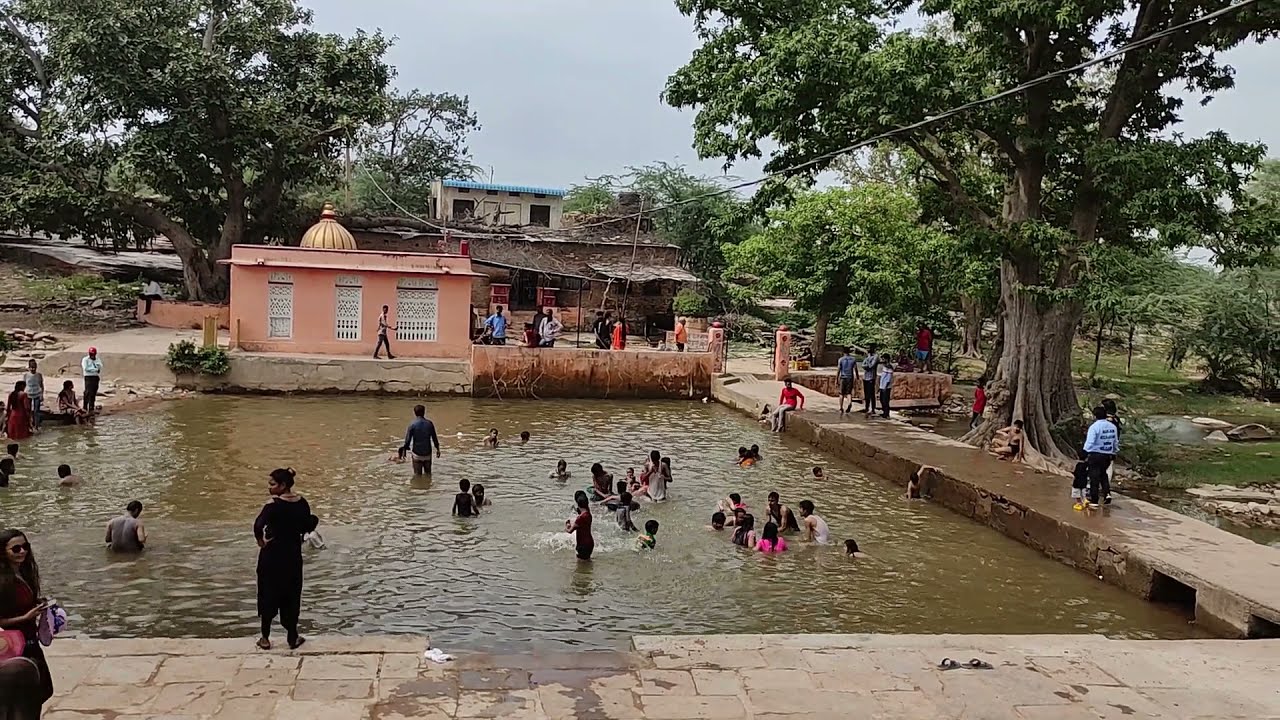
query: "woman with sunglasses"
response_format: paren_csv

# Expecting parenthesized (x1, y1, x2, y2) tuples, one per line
(0, 529, 52, 709)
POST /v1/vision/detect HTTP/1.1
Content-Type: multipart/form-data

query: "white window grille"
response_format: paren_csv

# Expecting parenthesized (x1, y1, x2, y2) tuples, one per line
(335, 283, 362, 341)
(267, 274, 293, 339)
(396, 277, 438, 342)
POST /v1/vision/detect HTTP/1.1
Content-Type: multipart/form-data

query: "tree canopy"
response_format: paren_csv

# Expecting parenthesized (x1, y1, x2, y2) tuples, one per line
(0, 0, 393, 300)
(667, 0, 1280, 459)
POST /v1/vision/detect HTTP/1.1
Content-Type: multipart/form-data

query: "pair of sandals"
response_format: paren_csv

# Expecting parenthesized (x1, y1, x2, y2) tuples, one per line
(256, 636, 305, 651)
(938, 657, 993, 670)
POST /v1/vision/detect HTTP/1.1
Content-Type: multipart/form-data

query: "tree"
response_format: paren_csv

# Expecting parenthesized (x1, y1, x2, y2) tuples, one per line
(1183, 266, 1280, 394)
(725, 184, 948, 357)
(0, 0, 392, 301)
(354, 89, 480, 215)
(563, 177, 617, 214)
(666, 0, 1280, 460)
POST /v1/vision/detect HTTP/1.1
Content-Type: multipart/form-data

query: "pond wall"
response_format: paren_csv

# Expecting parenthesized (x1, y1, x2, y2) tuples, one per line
(136, 300, 230, 330)
(471, 345, 713, 399)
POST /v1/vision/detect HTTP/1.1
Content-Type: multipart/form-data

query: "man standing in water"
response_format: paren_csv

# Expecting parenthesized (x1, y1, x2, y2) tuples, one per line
(106, 500, 147, 552)
(798, 500, 830, 544)
(374, 305, 396, 359)
(81, 346, 103, 414)
(398, 404, 441, 475)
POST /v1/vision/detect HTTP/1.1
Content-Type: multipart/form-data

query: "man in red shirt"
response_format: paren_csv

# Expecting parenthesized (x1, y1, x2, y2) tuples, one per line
(771, 379, 805, 432)
(916, 323, 934, 372)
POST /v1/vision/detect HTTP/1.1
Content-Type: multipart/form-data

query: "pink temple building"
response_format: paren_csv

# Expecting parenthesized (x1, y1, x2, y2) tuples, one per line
(223, 204, 483, 358)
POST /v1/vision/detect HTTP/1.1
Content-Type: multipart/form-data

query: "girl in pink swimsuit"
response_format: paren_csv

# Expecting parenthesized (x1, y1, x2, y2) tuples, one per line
(756, 521, 787, 553)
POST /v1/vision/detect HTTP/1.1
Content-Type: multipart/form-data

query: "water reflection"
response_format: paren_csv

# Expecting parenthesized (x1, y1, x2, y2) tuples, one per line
(0, 396, 1202, 651)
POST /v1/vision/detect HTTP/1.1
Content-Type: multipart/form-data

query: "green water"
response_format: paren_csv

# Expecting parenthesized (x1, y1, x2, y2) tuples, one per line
(0, 396, 1200, 651)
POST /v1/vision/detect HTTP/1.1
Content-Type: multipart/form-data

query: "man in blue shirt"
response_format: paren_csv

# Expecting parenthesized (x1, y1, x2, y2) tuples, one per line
(1083, 406, 1119, 507)
(398, 404, 441, 475)
(484, 305, 508, 345)
(836, 347, 858, 415)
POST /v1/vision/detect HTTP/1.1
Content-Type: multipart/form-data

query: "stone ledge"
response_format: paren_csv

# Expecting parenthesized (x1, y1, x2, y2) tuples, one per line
(46, 635, 428, 658)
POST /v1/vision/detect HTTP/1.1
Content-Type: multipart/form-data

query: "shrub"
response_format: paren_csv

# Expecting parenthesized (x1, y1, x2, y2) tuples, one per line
(166, 341, 230, 376)
(1117, 417, 1166, 477)
(672, 288, 711, 317)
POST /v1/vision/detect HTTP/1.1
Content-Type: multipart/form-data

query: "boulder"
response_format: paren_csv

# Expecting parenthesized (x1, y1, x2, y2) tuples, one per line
(1226, 423, 1274, 442)
(1169, 388, 1183, 395)
(1205, 430, 1230, 442)
(1192, 417, 1234, 429)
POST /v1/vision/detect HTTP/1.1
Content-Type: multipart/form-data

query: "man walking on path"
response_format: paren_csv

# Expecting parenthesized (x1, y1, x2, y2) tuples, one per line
(374, 305, 396, 359)
(860, 345, 879, 416)
(484, 305, 509, 346)
(81, 347, 103, 414)
(398, 404, 442, 476)
(837, 347, 857, 415)
(1083, 406, 1119, 507)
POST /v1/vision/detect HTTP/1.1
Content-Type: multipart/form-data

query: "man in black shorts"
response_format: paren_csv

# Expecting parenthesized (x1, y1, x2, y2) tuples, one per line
(836, 346, 857, 415)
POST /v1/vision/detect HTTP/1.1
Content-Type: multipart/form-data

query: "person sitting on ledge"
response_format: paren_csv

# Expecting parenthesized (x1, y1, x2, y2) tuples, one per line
(770, 380, 805, 432)
(57, 381, 89, 424)
(989, 420, 1026, 462)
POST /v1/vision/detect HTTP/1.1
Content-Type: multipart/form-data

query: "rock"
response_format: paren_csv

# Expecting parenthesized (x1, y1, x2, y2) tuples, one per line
(1226, 423, 1275, 442)
(1169, 388, 1183, 395)
(90, 298, 104, 309)
(1205, 430, 1230, 442)
(1104, 393, 1121, 400)
(32, 332, 53, 341)
(1258, 452, 1274, 458)
(1186, 485, 1280, 502)
(1192, 417, 1233, 429)
(1142, 394, 1158, 400)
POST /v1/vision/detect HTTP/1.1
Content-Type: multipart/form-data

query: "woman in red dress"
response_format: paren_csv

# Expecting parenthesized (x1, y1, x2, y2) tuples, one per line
(0, 529, 53, 709)
(3, 382, 32, 441)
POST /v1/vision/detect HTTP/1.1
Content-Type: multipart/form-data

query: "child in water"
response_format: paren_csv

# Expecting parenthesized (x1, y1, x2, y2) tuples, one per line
(452, 479, 476, 517)
(812, 466, 825, 481)
(636, 519, 659, 550)
(709, 511, 726, 531)
(736, 447, 755, 467)
(615, 492, 638, 531)
(58, 463, 80, 487)
(749, 444, 762, 461)
(845, 539, 869, 558)
(549, 459, 571, 480)
(471, 483, 491, 510)
(520, 431, 530, 444)
(756, 521, 787, 553)
(484, 428, 500, 447)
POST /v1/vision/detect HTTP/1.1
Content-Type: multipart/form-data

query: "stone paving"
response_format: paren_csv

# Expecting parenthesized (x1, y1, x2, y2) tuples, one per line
(40, 634, 1280, 719)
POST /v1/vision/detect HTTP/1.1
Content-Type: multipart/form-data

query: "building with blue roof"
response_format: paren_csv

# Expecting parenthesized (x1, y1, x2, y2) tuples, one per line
(431, 178, 567, 229)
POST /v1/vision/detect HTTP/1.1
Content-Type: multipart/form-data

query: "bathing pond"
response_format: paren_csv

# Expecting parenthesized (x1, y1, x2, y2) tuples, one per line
(0, 396, 1202, 651)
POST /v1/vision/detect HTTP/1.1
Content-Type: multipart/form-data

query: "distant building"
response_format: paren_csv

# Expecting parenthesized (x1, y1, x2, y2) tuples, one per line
(429, 179, 566, 229)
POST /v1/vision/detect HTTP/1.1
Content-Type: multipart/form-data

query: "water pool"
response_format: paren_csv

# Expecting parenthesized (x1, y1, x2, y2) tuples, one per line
(0, 396, 1200, 651)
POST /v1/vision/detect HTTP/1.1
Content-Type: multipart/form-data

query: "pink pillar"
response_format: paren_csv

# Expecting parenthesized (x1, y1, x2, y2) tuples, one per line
(774, 325, 792, 381)
(708, 322, 727, 374)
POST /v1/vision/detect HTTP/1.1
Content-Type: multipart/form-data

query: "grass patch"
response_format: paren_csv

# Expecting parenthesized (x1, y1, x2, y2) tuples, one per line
(20, 274, 144, 303)
(1154, 440, 1280, 489)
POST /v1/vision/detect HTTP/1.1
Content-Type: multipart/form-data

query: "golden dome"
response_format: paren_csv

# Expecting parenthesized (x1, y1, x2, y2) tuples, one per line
(300, 203, 357, 250)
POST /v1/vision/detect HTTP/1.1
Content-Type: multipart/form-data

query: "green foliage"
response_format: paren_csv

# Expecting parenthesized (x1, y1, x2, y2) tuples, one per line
(1115, 418, 1168, 478)
(20, 274, 146, 303)
(563, 178, 615, 214)
(666, 0, 1280, 453)
(1181, 267, 1280, 395)
(0, 334, 13, 353)
(672, 288, 711, 317)
(0, 0, 394, 301)
(166, 341, 230, 376)
(352, 89, 481, 215)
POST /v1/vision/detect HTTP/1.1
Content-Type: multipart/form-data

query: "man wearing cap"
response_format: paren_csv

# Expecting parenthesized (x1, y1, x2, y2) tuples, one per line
(81, 346, 103, 414)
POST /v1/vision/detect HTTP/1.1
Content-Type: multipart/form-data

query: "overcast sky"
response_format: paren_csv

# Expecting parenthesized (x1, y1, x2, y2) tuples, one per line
(305, 0, 1279, 192)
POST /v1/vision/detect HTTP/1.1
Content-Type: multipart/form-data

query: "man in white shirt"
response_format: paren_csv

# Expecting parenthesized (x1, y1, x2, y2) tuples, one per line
(539, 309, 564, 347)
(81, 347, 103, 414)
(878, 362, 894, 419)
(141, 280, 164, 314)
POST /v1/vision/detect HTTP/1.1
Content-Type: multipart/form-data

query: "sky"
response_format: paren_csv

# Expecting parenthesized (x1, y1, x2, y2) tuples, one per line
(304, 0, 1280, 193)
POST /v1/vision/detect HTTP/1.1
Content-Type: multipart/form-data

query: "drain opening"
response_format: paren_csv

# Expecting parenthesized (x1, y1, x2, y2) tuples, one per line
(1149, 570, 1197, 619)
(1247, 614, 1280, 639)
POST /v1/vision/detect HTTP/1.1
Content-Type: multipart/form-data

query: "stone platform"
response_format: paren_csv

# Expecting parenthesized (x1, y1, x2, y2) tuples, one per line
(713, 375, 1280, 638)
(40, 634, 1280, 719)
(789, 368, 952, 408)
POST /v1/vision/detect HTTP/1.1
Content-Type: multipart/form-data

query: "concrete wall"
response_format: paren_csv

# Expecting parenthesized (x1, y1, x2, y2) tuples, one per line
(137, 300, 230, 330)
(471, 345, 712, 399)
(226, 246, 477, 359)
(791, 369, 953, 408)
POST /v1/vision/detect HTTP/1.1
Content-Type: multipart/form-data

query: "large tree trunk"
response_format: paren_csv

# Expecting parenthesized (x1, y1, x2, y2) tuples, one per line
(959, 294, 983, 357)
(962, 256, 1081, 463)
(812, 312, 829, 360)
(169, 228, 232, 302)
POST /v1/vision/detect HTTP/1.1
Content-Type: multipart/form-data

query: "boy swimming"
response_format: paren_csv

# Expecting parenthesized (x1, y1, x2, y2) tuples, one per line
(549, 460, 571, 480)
(615, 492, 638, 531)
(845, 539, 868, 558)
(520, 431, 530, 444)
(636, 519, 659, 550)
(484, 428, 500, 447)
(452, 479, 477, 517)
(709, 511, 726, 531)
(737, 447, 755, 467)
(471, 483, 491, 509)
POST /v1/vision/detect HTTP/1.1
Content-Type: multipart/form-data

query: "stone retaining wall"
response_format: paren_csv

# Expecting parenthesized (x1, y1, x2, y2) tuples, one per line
(790, 369, 952, 408)
(471, 345, 712, 399)
(136, 300, 230, 330)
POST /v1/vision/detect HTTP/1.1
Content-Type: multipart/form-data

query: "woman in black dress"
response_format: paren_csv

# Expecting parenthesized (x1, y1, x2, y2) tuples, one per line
(0, 529, 51, 715)
(254, 468, 318, 650)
